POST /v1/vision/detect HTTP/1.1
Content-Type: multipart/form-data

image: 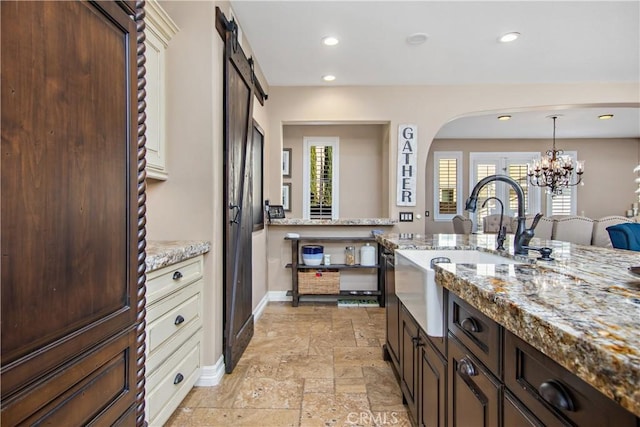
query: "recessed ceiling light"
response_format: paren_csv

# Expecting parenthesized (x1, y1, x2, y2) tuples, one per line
(322, 36, 339, 46)
(498, 32, 520, 43)
(497, 115, 512, 121)
(406, 33, 429, 45)
(322, 74, 336, 82)
(598, 114, 614, 120)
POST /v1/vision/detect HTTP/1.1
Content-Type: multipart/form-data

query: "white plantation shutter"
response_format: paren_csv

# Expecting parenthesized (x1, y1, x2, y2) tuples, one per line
(434, 152, 462, 220)
(303, 137, 339, 220)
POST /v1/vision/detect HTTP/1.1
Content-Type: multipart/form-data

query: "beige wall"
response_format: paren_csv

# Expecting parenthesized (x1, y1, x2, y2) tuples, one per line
(146, 3, 639, 371)
(147, 0, 271, 370)
(425, 138, 640, 233)
(282, 124, 387, 218)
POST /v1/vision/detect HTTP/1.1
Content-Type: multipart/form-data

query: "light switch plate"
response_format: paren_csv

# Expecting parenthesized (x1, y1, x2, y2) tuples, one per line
(399, 212, 414, 222)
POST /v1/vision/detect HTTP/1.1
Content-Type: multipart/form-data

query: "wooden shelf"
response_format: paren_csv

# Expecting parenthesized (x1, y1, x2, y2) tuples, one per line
(285, 263, 380, 269)
(285, 235, 385, 307)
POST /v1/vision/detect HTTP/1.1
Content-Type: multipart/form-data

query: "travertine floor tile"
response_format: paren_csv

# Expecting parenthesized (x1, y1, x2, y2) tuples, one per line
(232, 377, 304, 409)
(190, 408, 301, 426)
(300, 393, 370, 427)
(165, 302, 406, 427)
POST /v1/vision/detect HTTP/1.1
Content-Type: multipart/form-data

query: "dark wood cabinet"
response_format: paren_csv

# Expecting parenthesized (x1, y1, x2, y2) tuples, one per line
(419, 329, 447, 427)
(400, 305, 420, 424)
(447, 335, 501, 427)
(504, 389, 544, 427)
(1, 1, 145, 425)
(382, 250, 401, 373)
(504, 331, 637, 427)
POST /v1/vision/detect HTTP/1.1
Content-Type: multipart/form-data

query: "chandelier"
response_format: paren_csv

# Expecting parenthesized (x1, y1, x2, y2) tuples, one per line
(527, 115, 584, 196)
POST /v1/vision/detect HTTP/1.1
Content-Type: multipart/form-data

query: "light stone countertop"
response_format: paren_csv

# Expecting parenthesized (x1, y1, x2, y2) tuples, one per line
(269, 218, 397, 226)
(377, 233, 640, 417)
(146, 240, 211, 273)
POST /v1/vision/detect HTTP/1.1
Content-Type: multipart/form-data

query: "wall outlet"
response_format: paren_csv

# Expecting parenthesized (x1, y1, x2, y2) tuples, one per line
(399, 212, 414, 222)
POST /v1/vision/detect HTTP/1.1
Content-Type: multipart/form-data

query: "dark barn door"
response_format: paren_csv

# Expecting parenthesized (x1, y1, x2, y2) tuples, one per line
(216, 9, 266, 373)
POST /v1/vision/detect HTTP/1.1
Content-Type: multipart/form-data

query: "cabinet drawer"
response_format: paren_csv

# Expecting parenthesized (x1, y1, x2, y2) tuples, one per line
(504, 331, 637, 427)
(146, 256, 203, 304)
(448, 292, 501, 377)
(147, 331, 202, 425)
(147, 280, 202, 363)
(447, 335, 501, 427)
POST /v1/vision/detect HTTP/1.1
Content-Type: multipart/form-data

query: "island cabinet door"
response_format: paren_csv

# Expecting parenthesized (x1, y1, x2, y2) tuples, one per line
(419, 330, 446, 427)
(400, 305, 420, 424)
(383, 251, 400, 372)
(447, 335, 501, 427)
(504, 331, 638, 427)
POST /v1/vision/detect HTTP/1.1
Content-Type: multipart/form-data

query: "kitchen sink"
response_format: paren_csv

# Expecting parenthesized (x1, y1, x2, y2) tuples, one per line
(395, 250, 522, 337)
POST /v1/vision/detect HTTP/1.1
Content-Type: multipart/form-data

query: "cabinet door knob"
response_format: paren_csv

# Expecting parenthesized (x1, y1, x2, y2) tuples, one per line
(458, 358, 477, 377)
(411, 336, 424, 347)
(172, 271, 183, 280)
(539, 380, 575, 412)
(461, 317, 480, 333)
(174, 315, 185, 326)
(173, 373, 184, 385)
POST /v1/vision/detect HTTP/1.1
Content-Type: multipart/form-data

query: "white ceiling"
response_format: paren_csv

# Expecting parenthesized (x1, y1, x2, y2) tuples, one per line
(229, 1, 640, 138)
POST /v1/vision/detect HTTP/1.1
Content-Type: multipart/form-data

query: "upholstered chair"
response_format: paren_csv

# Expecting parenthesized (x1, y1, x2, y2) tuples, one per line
(606, 222, 640, 251)
(552, 216, 594, 245)
(452, 214, 473, 234)
(592, 216, 634, 247)
(482, 214, 513, 234)
(511, 215, 554, 240)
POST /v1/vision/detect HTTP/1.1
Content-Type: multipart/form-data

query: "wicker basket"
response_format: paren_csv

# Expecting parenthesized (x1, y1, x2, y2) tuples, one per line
(298, 269, 340, 294)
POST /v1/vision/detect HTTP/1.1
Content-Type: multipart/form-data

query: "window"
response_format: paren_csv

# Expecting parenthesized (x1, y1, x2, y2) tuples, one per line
(470, 152, 540, 232)
(545, 151, 578, 216)
(434, 152, 462, 221)
(303, 137, 339, 219)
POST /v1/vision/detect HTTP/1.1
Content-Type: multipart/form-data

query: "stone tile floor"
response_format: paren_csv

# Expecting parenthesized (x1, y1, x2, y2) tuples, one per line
(165, 302, 411, 426)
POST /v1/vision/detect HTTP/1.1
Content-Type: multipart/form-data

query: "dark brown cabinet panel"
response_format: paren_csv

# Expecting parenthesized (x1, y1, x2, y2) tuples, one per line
(448, 292, 501, 378)
(504, 331, 637, 427)
(1, 1, 144, 424)
(419, 330, 446, 427)
(383, 251, 401, 373)
(504, 390, 544, 427)
(448, 335, 501, 427)
(400, 305, 420, 424)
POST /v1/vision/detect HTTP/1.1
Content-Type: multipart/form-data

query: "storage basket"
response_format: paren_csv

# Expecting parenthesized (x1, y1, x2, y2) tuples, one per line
(298, 269, 340, 294)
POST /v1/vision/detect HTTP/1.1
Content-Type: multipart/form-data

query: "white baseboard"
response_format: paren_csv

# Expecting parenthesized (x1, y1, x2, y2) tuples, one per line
(253, 292, 270, 321)
(267, 290, 292, 302)
(195, 356, 225, 386)
(195, 292, 291, 387)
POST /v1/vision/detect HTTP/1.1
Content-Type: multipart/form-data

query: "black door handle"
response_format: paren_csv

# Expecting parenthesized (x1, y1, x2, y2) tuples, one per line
(461, 317, 480, 333)
(229, 203, 240, 224)
(174, 315, 185, 326)
(458, 358, 477, 377)
(172, 271, 183, 280)
(539, 380, 575, 412)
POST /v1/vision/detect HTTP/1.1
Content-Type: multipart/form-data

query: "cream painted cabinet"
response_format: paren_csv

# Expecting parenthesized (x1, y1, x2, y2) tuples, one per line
(145, 255, 204, 426)
(144, 0, 178, 180)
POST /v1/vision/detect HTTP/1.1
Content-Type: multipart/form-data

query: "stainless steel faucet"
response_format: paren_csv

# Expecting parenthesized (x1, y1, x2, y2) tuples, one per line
(465, 174, 537, 255)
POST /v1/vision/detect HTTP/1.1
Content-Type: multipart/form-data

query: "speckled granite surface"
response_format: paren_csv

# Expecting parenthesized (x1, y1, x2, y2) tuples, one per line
(269, 218, 397, 226)
(378, 233, 640, 417)
(146, 240, 211, 272)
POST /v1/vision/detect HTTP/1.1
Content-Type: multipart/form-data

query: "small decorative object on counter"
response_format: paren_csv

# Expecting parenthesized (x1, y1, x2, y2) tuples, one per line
(345, 246, 356, 265)
(302, 245, 324, 266)
(324, 254, 331, 265)
(360, 243, 376, 266)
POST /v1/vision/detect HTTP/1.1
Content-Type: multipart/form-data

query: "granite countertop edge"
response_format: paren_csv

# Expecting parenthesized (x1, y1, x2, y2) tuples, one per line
(145, 240, 211, 273)
(379, 233, 640, 417)
(269, 218, 397, 226)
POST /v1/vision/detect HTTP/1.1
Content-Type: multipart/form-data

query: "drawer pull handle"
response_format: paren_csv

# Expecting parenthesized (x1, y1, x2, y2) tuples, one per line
(173, 271, 183, 280)
(539, 380, 575, 412)
(174, 315, 185, 326)
(458, 358, 477, 377)
(173, 373, 184, 385)
(461, 317, 480, 333)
